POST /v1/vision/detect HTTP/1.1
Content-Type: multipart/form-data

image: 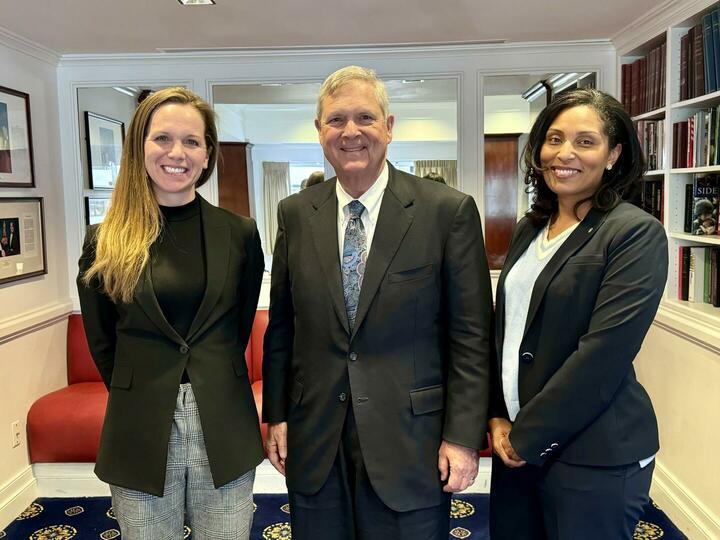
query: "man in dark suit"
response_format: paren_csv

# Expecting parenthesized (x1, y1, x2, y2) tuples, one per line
(262, 65, 494, 539)
(7, 220, 20, 255)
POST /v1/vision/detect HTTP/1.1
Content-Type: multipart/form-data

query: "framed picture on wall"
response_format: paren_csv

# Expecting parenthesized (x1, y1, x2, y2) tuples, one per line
(0, 197, 47, 285)
(85, 111, 124, 189)
(84, 195, 112, 225)
(0, 86, 35, 188)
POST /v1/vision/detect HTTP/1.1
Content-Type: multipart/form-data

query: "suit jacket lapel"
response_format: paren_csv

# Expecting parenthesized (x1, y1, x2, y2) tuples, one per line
(352, 166, 414, 339)
(309, 179, 350, 335)
(134, 255, 185, 346)
(523, 208, 607, 335)
(186, 197, 230, 342)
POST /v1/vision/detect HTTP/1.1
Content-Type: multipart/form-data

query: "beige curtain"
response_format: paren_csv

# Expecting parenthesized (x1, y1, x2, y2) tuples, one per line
(263, 161, 290, 254)
(414, 159, 458, 188)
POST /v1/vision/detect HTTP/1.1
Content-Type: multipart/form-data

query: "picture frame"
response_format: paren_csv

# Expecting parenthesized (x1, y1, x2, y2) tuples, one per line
(0, 86, 35, 188)
(0, 197, 47, 285)
(85, 111, 125, 190)
(84, 195, 112, 225)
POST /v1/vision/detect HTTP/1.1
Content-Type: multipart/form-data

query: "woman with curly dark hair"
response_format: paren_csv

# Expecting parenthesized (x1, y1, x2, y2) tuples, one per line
(488, 88, 668, 540)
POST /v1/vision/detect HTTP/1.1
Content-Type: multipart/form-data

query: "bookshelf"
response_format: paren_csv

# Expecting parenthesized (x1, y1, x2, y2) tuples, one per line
(621, 2, 720, 320)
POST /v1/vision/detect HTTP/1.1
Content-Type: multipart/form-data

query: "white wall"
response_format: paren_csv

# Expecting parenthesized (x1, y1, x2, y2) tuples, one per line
(0, 33, 71, 530)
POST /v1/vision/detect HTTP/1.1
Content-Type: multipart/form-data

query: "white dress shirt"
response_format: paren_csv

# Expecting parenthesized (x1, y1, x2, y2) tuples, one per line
(336, 162, 389, 264)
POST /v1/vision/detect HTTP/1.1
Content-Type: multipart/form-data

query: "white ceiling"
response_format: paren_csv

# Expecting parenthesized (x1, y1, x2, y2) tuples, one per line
(0, 0, 661, 55)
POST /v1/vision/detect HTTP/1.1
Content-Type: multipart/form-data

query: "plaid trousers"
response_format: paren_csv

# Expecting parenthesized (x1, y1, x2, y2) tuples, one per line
(110, 383, 255, 540)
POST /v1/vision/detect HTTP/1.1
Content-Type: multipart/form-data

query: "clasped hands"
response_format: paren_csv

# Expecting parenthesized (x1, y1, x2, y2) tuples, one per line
(266, 422, 480, 493)
(488, 417, 527, 468)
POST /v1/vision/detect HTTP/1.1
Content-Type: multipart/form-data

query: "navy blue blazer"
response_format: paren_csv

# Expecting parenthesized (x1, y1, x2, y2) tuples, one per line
(489, 202, 668, 467)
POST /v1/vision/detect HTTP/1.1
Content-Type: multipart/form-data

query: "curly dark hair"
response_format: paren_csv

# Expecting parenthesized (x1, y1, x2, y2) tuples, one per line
(521, 88, 646, 225)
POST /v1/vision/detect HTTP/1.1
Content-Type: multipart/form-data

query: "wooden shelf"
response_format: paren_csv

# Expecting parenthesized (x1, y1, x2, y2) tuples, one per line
(670, 165, 720, 174)
(645, 170, 665, 176)
(671, 89, 720, 109)
(669, 233, 720, 245)
(632, 107, 666, 121)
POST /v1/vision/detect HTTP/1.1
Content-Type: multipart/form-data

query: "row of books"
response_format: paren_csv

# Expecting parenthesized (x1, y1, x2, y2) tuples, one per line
(671, 107, 720, 168)
(621, 42, 666, 117)
(636, 120, 665, 170)
(684, 175, 719, 235)
(638, 180, 664, 222)
(679, 10, 720, 101)
(678, 246, 720, 307)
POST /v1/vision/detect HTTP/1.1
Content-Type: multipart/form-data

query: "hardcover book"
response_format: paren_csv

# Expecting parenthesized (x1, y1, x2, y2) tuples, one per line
(691, 175, 720, 235)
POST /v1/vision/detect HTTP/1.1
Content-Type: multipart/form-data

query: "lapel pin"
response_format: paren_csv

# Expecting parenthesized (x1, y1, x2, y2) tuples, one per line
(587, 227, 594, 233)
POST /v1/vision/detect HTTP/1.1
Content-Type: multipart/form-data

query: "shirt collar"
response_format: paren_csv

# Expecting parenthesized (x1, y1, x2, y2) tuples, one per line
(336, 162, 389, 223)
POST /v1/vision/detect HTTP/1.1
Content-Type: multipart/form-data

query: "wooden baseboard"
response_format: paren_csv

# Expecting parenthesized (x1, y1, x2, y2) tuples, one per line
(30, 458, 492, 500)
(0, 466, 37, 531)
(651, 460, 720, 539)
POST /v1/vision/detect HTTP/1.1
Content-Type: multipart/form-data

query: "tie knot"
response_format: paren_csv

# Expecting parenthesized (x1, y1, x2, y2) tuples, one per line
(347, 200, 365, 219)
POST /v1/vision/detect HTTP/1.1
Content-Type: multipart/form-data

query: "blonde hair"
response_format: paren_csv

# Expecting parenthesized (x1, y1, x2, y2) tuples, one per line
(81, 87, 218, 303)
(316, 65, 390, 121)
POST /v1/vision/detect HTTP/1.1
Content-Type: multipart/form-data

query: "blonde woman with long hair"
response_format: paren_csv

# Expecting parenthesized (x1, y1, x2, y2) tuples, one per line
(78, 87, 264, 540)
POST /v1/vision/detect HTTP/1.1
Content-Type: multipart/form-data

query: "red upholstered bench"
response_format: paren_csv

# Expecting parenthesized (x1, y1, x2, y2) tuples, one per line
(27, 314, 108, 462)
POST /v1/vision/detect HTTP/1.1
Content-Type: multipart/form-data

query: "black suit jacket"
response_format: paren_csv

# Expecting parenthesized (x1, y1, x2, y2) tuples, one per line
(489, 202, 668, 467)
(77, 196, 265, 496)
(263, 164, 493, 512)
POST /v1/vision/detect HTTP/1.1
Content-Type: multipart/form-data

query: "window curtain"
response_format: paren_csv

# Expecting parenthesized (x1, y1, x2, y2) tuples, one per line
(262, 161, 290, 254)
(413, 159, 458, 188)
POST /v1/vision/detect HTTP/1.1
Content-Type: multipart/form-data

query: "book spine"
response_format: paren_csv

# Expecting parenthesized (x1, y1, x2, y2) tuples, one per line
(694, 24, 706, 98)
(681, 246, 691, 301)
(685, 183, 694, 232)
(681, 34, 689, 101)
(704, 247, 712, 303)
(703, 14, 716, 93)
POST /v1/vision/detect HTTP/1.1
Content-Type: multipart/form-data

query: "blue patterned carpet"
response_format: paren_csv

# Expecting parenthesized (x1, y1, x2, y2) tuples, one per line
(0, 494, 686, 539)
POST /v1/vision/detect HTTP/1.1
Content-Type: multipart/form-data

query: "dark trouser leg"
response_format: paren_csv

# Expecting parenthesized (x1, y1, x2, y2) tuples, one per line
(539, 460, 654, 540)
(288, 451, 354, 540)
(489, 453, 547, 540)
(289, 404, 450, 540)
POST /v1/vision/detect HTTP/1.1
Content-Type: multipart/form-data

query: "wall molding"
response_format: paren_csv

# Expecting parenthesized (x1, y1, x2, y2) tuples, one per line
(654, 301, 720, 357)
(0, 27, 59, 66)
(0, 466, 37, 531)
(651, 460, 720, 540)
(0, 300, 73, 345)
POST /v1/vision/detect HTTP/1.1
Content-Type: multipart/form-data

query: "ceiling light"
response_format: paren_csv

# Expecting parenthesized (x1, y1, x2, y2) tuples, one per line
(177, 0, 215, 5)
(112, 87, 137, 97)
(521, 81, 549, 102)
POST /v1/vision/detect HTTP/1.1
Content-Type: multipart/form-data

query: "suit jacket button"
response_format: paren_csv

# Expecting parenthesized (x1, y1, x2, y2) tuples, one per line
(551, 443, 559, 449)
(540, 452, 547, 458)
(520, 352, 534, 364)
(349, 352, 358, 362)
(180, 345, 189, 354)
(338, 392, 347, 402)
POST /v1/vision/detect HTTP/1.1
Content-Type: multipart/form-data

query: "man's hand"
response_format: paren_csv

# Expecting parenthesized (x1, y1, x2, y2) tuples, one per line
(265, 422, 288, 475)
(488, 417, 526, 468)
(438, 440, 479, 492)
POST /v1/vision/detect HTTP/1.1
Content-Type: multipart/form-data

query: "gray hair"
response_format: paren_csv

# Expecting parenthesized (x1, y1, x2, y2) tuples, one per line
(316, 65, 390, 120)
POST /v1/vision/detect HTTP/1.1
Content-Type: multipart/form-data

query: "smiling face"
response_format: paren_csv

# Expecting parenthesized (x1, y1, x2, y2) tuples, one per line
(315, 80, 394, 190)
(539, 105, 621, 207)
(144, 103, 209, 206)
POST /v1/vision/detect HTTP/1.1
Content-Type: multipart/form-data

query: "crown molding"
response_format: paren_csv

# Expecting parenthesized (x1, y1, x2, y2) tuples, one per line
(0, 25, 60, 65)
(612, 0, 717, 55)
(57, 39, 614, 67)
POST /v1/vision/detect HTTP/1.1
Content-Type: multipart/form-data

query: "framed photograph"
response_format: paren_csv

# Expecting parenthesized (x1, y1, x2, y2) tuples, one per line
(0, 197, 46, 285)
(84, 196, 112, 225)
(0, 86, 35, 188)
(85, 111, 125, 189)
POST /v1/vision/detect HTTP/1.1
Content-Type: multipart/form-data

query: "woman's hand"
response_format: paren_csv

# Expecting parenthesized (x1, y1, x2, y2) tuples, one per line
(488, 417, 527, 468)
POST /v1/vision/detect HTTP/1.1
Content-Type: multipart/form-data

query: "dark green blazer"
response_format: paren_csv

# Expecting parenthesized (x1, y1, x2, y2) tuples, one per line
(77, 196, 264, 496)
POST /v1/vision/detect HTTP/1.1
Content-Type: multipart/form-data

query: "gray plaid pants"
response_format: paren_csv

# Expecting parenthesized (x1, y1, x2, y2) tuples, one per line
(110, 383, 255, 540)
